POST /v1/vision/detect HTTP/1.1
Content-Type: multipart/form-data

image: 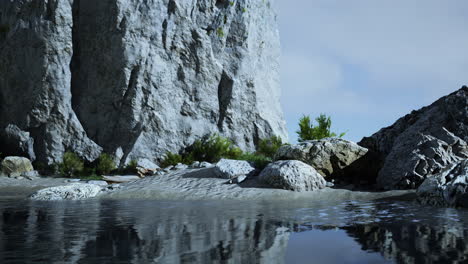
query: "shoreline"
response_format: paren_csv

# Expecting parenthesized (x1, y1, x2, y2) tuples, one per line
(0, 168, 415, 202)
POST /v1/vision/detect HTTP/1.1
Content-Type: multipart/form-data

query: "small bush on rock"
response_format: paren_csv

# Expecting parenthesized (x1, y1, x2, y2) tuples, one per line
(297, 114, 346, 142)
(58, 152, 84, 177)
(257, 135, 285, 158)
(96, 153, 116, 175)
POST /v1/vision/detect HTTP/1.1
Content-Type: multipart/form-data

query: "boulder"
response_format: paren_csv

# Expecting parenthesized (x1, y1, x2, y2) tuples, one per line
(275, 138, 368, 181)
(136, 158, 160, 177)
(1, 156, 34, 177)
(360, 86, 468, 190)
(29, 183, 103, 201)
(214, 159, 256, 182)
(417, 160, 468, 207)
(258, 160, 326, 192)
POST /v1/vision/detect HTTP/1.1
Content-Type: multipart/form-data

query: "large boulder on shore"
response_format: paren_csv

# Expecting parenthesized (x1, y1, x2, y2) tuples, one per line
(360, 86, 468, 190)
(259, 160, 326, 192)
(0, 0, 287, 165)
(275, 138, 368, 182)
(214, 159, 256, 183)
(30, 183, 103, 201)
(1, 156, 34, 177)
(417, 160, 468, 207)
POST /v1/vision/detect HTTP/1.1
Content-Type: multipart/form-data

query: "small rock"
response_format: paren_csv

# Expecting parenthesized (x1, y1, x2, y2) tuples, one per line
(190, 161, 201, 168)
(326, 182, 334, 187)
(15, 176, 25, 180)
(21, 170, 40, 178)
(259, 160, 326, 192)
(230, 175, 247, 184)
(164, 166, 174, 172)
(1, 156, 34, 177)
(156, 171, 165, 176)
(30, 183, 103, 201)
(87, 180, 108, 186)
(174, 163, 188, 170)
(66, 179, 81, 183)
(214, 159, 256, 180)
(136, 158, 160, 171)
(199, 162, 214, 168)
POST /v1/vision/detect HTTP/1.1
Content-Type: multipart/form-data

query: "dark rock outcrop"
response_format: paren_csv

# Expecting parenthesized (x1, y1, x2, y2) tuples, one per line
(0, 0, 287, 165)
(417, 160, 468, 207)
(360, 86, 468, 190)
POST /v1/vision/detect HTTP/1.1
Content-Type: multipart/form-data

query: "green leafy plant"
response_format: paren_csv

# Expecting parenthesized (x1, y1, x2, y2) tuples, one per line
(96, 153, 116, 175)
(229, 1, 235, 6)
(160, 152, 184, 168)
(120, 159, 138, 174)
(257, 135, 285, 158)
(216, 27, 225, 38)
(190, 134, 242, 163)
(237, 153, 271, 170)
(58, 152, 84, 177)
(296, 114, 346, 142)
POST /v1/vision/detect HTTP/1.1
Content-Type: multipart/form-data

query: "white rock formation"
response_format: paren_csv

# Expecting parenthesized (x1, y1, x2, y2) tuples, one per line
(29, 183, 103, 201)
(0, 0, 287, 165)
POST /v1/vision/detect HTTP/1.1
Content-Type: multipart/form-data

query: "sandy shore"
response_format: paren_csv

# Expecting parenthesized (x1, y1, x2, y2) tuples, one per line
(0, 168, 415, 201)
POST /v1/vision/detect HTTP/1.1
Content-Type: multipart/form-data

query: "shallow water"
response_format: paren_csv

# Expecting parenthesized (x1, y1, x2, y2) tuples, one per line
(0, 197, 467, 264)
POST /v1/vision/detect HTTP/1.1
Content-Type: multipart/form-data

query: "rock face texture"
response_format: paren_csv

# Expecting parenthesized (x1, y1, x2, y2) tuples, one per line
(259, 160, 326, 192)
(417, 160, 468, 207)
(275, 139, 369, 182)
(0, 0, 287, 165)
(360, 86, 468, 190)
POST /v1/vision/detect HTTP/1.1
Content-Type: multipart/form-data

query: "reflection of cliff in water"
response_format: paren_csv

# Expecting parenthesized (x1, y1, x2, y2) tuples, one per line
(344, 210, 468, 264)
(0, 201, 290, 264)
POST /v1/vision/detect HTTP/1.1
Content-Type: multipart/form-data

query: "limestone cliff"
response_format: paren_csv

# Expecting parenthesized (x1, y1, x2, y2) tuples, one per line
(0, 0, 287, 165)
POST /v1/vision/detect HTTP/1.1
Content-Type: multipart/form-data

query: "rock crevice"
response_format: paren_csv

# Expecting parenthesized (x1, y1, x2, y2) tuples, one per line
(0, 0, 287, 164)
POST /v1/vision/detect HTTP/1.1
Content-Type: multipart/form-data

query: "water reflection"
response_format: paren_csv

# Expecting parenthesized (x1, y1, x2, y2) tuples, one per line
(0, 199, 468, 264)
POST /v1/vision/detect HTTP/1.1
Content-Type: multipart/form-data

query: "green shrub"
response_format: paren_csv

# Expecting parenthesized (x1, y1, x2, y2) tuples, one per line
(96, 153, 116, 175)
(257, 135, 284, 158)
(122, 159, 138, 174)
(237, 153, 271, 170)
(190, 134, 242, 163)
(296, 114, 346, 142)
(58, 152, 84, 177)
(160, 152, 184, 168)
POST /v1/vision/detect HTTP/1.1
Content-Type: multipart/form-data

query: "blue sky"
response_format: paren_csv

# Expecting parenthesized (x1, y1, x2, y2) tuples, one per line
(276, 0, 468, 142)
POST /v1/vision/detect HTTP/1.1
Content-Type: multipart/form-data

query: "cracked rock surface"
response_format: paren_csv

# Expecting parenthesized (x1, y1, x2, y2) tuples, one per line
(0, 0, 287, 165)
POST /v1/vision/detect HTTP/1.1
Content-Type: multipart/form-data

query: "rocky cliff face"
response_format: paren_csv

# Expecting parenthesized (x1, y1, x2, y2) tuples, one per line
(360, 86, 468, 190)
(0, 0, 287, 165)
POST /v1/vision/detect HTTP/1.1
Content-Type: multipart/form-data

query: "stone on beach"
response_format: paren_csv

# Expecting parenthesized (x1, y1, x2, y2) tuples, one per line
(275, 138, 368, 181)
(259, 160, 326, 192)
(29, 183, 103, 201)
(1, 156, 34, 177)
(214, 159, 256, 182)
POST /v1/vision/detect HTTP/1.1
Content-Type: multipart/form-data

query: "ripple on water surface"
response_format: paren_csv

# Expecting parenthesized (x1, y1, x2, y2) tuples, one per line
(0, 198, 467, 264)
